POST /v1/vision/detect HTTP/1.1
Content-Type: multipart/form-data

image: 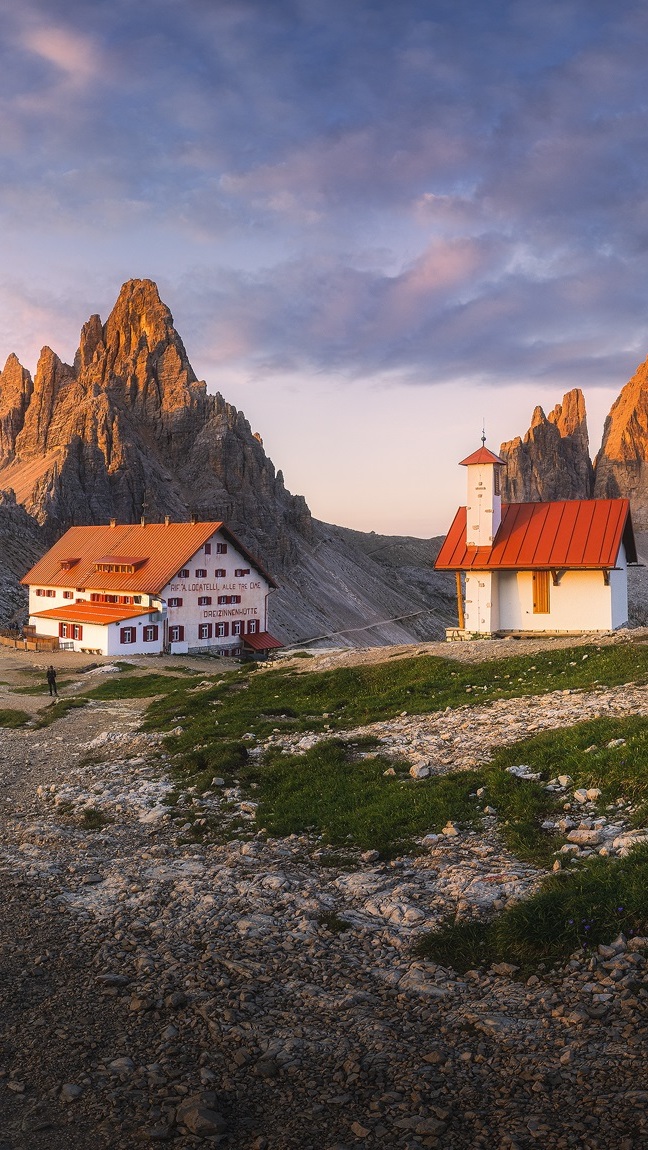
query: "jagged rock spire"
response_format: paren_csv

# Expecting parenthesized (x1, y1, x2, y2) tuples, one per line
(594, 357, 648, 530)
(499, 389, 593, 503)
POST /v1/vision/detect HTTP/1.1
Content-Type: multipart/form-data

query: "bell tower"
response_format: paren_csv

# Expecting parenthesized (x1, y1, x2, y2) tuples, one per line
(459, 440, 506, 547)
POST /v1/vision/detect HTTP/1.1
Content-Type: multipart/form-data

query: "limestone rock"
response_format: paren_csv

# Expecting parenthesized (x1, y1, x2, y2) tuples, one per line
(0, 353, 33, 459)
(500, 389, 593, 503)
(0, 489, 45, 625)
(594, 357, 648, 529)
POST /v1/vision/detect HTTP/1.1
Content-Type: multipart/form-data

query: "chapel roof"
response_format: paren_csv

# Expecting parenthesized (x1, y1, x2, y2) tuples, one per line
(434, 499, 637, 571)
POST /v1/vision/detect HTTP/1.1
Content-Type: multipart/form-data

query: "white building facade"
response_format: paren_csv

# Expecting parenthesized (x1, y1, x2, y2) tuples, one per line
(22, 521, 280, 658)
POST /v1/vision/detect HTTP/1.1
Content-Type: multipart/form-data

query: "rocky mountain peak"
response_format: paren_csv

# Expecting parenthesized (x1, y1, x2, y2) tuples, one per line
(499, 388, 593, 503)
(593, 357, 648, 529)
(0, 354, 33, 460)
(0, 280, 311, 570)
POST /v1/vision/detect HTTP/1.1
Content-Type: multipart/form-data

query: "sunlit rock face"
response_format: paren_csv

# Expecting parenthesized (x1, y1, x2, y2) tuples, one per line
(499, 389, 593, 504)
(593, 358, 648, 530)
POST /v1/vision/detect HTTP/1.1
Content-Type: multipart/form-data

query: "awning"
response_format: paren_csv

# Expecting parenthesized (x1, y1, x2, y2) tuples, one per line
(243, 631, 283, 651)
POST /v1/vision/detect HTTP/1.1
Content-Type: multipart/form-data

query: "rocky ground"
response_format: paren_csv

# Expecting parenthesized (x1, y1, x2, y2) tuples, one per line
(1, 646, 648, 1150)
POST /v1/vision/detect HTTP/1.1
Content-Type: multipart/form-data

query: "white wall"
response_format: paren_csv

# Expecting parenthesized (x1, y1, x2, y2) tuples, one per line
(497, 568, 619, 632)
(162, 530, 270, 653)
(464, 571, 499, 634)
(610, 544, 629, 629)
(30, 614, 166, 655)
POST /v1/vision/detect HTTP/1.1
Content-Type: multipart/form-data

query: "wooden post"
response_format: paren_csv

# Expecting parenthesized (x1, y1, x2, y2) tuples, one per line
(455, 571, 465, 630)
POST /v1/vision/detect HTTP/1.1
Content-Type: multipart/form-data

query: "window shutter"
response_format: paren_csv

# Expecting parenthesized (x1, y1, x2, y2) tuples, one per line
(533, 571, 550, 614)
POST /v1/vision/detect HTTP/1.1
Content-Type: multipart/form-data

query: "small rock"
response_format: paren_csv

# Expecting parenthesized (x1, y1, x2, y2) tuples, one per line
(109, 1057, 135, 1075)
(409, 764, 430, 779)
(165, 991, 188, 1009)
(567, 828, 602, 846)
(351, 1121, 371, 1138)
(129, 996, 152, 1013)
(60, 1083, 83, 1103)
(176, 1098, 227, 1137)
(255, 1059, 279, 1079)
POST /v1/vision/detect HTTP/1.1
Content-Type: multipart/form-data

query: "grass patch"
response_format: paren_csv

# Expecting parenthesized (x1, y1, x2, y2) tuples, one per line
(0, 708, 30, 728)
(144, 642, 648, 750)
(490, 714, 648, 826)
(87, 674, 191, 700)
(254, 740, 482, 855)
(32, 697, 88, 728)
(79, 807, 110, 830)
(415, 846, 648, 971)
(173, 739, 250, 794)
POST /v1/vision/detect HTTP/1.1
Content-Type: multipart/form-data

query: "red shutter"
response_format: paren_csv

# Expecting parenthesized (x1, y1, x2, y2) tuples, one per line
(58, 622, 65, 638)
(178, 625, 184, 641)
(152, 625, 159, 641)
(74, 625, 83, 640)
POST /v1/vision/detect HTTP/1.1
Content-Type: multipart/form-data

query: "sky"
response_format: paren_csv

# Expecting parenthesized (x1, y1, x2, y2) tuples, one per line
(1, 0, 648, 536)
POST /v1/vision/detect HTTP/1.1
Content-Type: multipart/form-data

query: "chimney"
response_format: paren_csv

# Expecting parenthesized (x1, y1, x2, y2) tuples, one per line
(164, 515, 170, 526)
(191, 512, 198, 524)
(110, 518, 116, 528)
(140, 516, 146, 527)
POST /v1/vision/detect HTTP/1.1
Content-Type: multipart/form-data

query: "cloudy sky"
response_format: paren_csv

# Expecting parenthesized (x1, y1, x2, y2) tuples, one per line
(1, 0, 647, 534)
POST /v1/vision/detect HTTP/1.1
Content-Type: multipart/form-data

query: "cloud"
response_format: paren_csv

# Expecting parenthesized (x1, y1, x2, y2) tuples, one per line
(21, 25, 99, 87)
(1, 0, 648, 408)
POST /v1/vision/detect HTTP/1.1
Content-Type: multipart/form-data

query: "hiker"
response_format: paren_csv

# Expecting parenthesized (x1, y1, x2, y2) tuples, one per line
(46, 665, 58, 697)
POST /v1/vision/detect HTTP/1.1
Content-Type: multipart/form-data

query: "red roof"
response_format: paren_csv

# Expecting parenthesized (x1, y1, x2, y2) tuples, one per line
(435, 499, 637, 571)
(31, 603, 152, 626)
(22, 521, 277, 592)
(459, 446, 506, 466)
(243, 631, 283, 651)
